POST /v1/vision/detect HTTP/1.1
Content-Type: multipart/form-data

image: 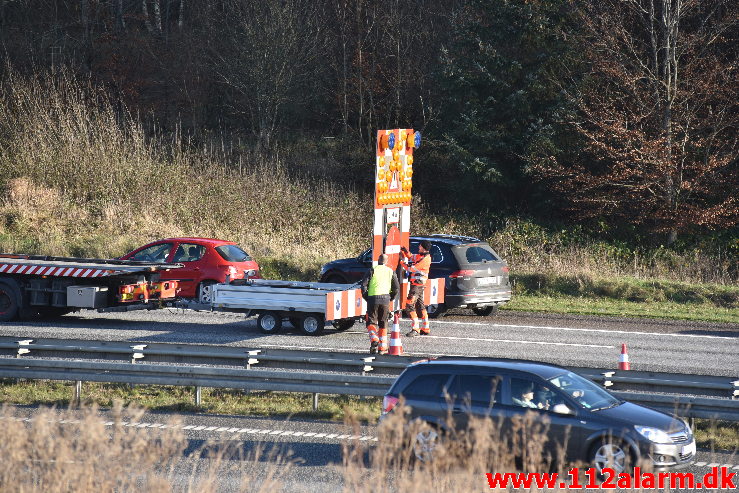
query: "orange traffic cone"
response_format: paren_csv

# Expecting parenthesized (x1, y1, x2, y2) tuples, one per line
(619, 343, 631, 370)
(388, 311, 404, 356)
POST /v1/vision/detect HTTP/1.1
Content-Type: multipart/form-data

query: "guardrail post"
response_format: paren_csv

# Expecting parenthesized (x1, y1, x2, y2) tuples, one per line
(313, 393, 319, 411)
(195, 386, 202, 406)
(74, 380, 82, 407)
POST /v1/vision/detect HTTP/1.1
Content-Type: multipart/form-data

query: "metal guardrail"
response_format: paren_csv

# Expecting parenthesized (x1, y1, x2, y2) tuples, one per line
(0, 337, 737, 420)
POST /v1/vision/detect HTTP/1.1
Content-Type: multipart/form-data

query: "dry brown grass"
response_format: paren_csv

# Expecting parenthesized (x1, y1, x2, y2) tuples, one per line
(0, 403, 289, 493)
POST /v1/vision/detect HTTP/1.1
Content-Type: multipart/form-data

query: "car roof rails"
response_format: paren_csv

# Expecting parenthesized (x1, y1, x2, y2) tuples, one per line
(425, 234, 482, 243)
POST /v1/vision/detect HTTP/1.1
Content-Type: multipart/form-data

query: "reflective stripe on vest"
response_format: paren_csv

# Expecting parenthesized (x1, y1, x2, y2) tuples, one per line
(408, 253, 430, 286)
(368, 264, 394, 296)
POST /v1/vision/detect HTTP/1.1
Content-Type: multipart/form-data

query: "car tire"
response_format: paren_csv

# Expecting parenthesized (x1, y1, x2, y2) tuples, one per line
(472, 306, 498, 317)
(332, 319, 355, 331)
(589, 438, 633, 476)
(257, 311, 282, 334)
(300, 314, 325, 336)
(322, 273, 348, 284)
(426, 303, 446, 319)
(197, 281, 218, 304)
(0, 280, 21, 322)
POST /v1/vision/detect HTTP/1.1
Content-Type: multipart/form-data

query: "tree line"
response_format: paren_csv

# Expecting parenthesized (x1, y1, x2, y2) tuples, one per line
(1, 0, 736, 246)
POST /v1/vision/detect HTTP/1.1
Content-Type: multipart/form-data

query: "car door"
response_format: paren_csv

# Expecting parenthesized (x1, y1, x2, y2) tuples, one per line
(164, 242, 208, 297)
(398, 372, 453, 427)
(506, 376, 585, 463)
(442, 372, 505, 433)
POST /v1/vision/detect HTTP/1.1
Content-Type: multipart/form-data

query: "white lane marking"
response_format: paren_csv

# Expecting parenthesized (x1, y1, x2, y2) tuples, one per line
(11, 414, 381, 443)
(695, 461, 707, 466)
(433, 320, 738, 340)
(412, 334, 613, 348)
(707, 462, 720, 467)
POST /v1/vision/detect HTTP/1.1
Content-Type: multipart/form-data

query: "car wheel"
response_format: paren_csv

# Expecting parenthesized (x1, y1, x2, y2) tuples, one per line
(332, 319, 355, 331)
(322, 273, 348, 284)
(257, 311, 282, 334)
(472, 306, 497, 316)
(426, 303, 446, 319)
(590, 439, 632, 476)
(0, 280, 20, 322)
(300, 314, 325, 336)
(412, 426, 442, 463)
(197, 281, 217, 304)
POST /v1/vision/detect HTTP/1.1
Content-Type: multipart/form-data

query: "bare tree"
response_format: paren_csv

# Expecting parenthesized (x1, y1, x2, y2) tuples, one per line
(537, 0, 738, 242)
(209, 0, 326, 151)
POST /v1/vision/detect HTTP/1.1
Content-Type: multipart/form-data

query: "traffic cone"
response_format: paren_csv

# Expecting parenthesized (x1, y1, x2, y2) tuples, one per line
(619, 343, 631, 370)
(388, 311, 404, 356)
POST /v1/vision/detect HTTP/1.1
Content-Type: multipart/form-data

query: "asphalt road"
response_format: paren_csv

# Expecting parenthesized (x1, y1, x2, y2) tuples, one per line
(5, 407, 738, 492)
(0, 308, 736, 376)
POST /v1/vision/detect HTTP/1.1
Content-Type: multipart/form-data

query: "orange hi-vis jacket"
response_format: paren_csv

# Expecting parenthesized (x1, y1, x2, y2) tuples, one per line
(401, 250, 431, 286)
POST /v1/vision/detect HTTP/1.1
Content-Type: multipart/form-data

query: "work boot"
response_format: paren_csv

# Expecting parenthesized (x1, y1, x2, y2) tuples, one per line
(369, 340, 378, 354)
(405, 330, 420, 338)
(420, 331, 430, 336)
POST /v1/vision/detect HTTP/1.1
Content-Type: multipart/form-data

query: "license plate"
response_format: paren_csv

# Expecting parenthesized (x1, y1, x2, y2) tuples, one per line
(478, 276, 498, 286)
(682, 442, 696, 456)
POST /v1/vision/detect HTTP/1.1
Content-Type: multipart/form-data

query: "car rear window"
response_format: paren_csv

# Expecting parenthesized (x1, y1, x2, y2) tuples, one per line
(400, 373, 451, 398)
(454, 243, 500, 264)
(215, 245, 252, 262)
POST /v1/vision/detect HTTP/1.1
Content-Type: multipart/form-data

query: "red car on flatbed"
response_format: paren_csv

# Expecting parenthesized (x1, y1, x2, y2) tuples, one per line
(120, 238, 260, 302)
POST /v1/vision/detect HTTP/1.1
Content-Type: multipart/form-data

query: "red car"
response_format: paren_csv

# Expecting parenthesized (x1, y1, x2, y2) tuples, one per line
(120, 238, 260, 302)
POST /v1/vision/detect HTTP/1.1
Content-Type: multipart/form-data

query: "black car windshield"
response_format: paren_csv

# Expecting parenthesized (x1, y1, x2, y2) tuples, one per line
(215, 245, 252, 262)
(548, 372, 621, 410)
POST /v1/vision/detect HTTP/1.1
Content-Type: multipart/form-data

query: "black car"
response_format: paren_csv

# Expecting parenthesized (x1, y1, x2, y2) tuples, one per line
(319, 234, 511, 317)
(380, 358, 696, 472)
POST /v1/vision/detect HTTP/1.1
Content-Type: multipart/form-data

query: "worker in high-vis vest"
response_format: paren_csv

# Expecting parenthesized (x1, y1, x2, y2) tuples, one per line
(361, 254, 400, 354)
(400, 240, 432, 336)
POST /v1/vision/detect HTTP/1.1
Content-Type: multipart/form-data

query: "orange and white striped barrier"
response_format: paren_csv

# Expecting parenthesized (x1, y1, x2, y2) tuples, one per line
(325, 288, 367, 322)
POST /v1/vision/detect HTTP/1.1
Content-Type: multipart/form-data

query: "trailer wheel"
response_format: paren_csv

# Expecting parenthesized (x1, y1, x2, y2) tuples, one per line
(300, 314, 325, 336)
(0, 280, 21, 322)
(257, 311, 282, 334)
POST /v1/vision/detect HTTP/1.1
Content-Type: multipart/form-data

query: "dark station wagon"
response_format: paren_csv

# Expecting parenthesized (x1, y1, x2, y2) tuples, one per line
(319, 234, 511, 317)
(380, 358, 696, 472)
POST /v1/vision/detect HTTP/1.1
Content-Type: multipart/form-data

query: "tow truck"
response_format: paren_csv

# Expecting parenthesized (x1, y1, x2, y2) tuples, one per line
(0, 255, 180, 321)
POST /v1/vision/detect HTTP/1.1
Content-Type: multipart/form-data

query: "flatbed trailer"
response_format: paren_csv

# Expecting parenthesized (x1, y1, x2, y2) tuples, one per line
(212, 279, 367, 335)
(0, 254, 182, 321)
(211, 276, 445, 336)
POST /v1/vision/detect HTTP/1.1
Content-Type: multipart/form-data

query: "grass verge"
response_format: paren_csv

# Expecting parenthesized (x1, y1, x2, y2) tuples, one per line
(0, 380, 380, 424)
(506, 274, 739, 324)
(1, 379, 736, 452)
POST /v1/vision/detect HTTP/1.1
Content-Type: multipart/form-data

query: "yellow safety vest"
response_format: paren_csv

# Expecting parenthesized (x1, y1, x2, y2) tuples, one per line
(367, 264, 394, 296)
